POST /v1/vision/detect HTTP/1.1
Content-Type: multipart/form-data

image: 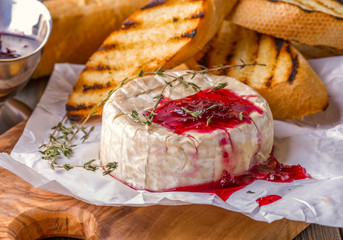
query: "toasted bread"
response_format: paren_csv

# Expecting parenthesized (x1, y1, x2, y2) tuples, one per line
(32, 0, 150, 78)
(186, 21, 329, 119)
(66, 0, 237, 121)
(229, 0, 343, 50)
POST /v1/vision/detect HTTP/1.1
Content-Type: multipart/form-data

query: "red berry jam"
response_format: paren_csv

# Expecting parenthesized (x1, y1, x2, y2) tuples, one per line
(256, 195, 282, 206)
(152, 88, 263, 134)
(169, 155, 310, 201)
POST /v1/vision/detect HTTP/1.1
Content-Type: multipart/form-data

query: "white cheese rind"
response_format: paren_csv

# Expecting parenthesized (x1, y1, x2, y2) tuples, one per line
(100, 72, 274, 191)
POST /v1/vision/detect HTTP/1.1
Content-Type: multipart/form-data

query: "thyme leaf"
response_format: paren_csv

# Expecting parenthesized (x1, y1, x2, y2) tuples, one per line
(83, 159, 98, 172)
(205, 104, 219, 111)
(81, 126, 95, 143)
(211, 82, 228, 91)
(63, 164, 73, 171)
(206, 116, 213, 126)
(239, 112, 244, 121)
(103, 162, 118, 175)
(181, 107, 201, 118)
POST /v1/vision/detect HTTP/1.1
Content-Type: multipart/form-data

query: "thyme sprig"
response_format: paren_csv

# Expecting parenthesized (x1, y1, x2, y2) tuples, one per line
(40, 60, 264, 174)
(39, 119, 116, 175)
(39, 70, 148, 174)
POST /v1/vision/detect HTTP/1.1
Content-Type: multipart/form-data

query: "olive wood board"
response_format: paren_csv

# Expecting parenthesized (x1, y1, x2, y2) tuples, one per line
(0, 121, 309, 239)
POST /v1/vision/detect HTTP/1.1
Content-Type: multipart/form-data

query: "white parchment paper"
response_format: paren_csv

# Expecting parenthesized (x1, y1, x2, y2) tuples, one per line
(1, 57, 343, 227)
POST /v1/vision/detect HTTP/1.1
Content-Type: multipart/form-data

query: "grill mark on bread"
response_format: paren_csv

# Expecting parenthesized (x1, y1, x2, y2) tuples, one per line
(96, 65, 111, 71)
(121, 19, 138, 30)
(66, 104, 92, 112)
(288, 55, 299, 83)
(181, 29, 197, 38)
(169, 28, 198, 40)
(83, 82, 112, 92)
(141, 0, 167, 10)
(190, 11, 205, 19)
(275, 38, 285, 59)
(83, 65, 113, 72)
(265, 38, 285, 88)
(285, 44, 299, 83)
(98, 44, 117, 51)
(265, 76, 273, 88)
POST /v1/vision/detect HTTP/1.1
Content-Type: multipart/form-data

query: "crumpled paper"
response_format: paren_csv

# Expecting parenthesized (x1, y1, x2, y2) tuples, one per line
(1, 57, 343, 227)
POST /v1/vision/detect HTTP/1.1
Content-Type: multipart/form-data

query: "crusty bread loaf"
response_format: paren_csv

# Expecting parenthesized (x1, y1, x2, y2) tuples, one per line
(186, 21, 329, 119)
(290, 41, 343, 59)
(268, 0, 343, 18)
(229, 0, 343, 50)
(32, 0, 150, 78)
(66, 0, 237, 121)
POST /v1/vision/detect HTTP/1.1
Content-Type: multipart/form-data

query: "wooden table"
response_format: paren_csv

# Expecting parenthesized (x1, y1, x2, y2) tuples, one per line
(0, 121, 341, 240)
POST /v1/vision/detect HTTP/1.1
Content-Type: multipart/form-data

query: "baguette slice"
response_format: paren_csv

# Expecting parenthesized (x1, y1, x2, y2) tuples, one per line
(229, 0, 343, 50)
(33, 0, 150, 79)
(186, 21, 329, 119)
(66, 0, 236, 121)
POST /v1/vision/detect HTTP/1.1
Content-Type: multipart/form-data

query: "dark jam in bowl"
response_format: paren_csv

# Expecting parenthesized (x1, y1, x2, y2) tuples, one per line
(151, 88, 263, 134)
(0, 48, 20, 59)
(0, 32, 40, 60)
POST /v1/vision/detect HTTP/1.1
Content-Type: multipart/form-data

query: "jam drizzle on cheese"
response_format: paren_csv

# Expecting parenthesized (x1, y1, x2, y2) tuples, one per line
(169, 155, 309, 201)
(152, 88, 263, 134)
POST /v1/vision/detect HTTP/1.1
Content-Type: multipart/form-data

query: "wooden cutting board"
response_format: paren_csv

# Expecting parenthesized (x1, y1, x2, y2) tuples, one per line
(0, 122, 309, 240)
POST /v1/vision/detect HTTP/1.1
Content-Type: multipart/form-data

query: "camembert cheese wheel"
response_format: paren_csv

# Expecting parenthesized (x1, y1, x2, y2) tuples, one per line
(100, 72, 274, 191)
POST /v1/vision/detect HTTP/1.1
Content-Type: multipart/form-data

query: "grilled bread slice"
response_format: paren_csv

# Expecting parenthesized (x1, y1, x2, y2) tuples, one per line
(186, 21, 329, 119)
(66, 0, 237, 121)
(33, 0, 150, 78)
(229, 0, 343, 50)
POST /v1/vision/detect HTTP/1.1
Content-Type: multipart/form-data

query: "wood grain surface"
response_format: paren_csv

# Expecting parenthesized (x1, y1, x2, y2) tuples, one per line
(0, 122, 309, 240)
(295, 224, 342, 240)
